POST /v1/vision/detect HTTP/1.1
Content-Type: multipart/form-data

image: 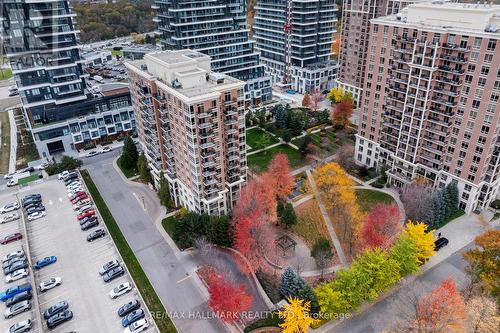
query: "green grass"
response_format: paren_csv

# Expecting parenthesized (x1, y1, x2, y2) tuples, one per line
(161, 217, 177, 241)
(291, 129, 339, 157)
(246, 127, 279, 150)
(109, 49, 123, 57)
(355, 189, 395, 212)
(81, 170, 177, 333)
(434, 209, 465, 229)
(0, 112, 10, 174)
(17, 174, 39, 185)
(117, 156, 138, 178)
(248, 144, 306, 172)
(244, 312, 283, 332)
(0, 68, 12, 81)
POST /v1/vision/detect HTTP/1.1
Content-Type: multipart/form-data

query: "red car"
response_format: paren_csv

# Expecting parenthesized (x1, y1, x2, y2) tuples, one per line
(0, 233, 23, 245)
(69, 191, 86, 201)
(77, 210, 95, 220)
(71, 194, 88, 204)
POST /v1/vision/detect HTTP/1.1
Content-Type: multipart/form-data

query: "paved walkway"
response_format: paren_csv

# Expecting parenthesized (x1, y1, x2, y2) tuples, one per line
(306, 169, 347, 266)
(8, 109, 16, 173)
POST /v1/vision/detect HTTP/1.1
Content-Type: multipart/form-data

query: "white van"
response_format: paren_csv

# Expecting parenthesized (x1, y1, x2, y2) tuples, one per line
(93, 75, 104, 84)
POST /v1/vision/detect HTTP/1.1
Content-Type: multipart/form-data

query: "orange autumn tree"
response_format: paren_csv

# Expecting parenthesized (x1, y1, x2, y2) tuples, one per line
(313, 162, 363, 254)
(359, 203, 402, 250)
(409, 278, 467, 333)
(266, 153, 294, 200)
(302, 92, 312, 108)
(331, 100, 354, 129)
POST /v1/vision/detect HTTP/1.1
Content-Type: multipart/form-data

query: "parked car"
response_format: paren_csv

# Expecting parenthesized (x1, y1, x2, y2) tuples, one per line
(5, 291, 32, 307)
(5, 319, 32, 333)
(3, 257, 26, 269)
(47, 310, 73, 329)
(434, 237, 449, 251)
(57, 170, 72, 180)
(99, 260, 120, 275)
(23, 201, 42, 211)
(26, 205, 45, 216)
(71, 195, 88, 205)
(81, 219, 99, 231)
(39, 277, 62, 292)
(33, 256, 57, 270)
(4, 261, 29, 276)
(4, 172, 16, 179)
(0, 233, 23, 245)
(79, 215, 97, 226)
(103, 266, 124, 283)
(66, 182, 82, 190)
(67, 188, 84, 197)
(101, 146, 113, 153)
(122, 309, 145, 327)
(109, 282, 132, 299)
(4, 300, 31, 319)
(73, 199, 91, 210)
(77, 204, 93, 215)
(6, 180, 17, 187)
(87, 229, 106, 242)
(65, 180, 81, 188)
(1, 212, 20, 224)
(18, 167, 34, 173)
(22, 199, 41, 209)
(0, 202, 20, 214)
(5, 269, 29, 284)
(70, 191, 87, 201)
(123, 318, 149, 333)
(117, 299, 140, 317)
(27, 211, 46, 221)
(86, 151, 99, 158)
(63, 175, 78, 185)
(21, 194, 40, 203)
(0, 283, 32, 301)
(77, 210, 95, 220)
(2, 251, 24, 263)
(36, 162, 50, 170)
(43, 301, 68, 320)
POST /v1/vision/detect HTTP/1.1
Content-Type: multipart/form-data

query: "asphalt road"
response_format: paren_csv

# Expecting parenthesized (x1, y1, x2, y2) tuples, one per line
(328, 244, 472, 333)
(82, 152, 228, 333)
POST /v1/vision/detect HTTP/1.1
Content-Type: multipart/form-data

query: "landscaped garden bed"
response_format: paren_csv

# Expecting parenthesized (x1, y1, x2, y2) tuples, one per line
(293, 199, 330, 246)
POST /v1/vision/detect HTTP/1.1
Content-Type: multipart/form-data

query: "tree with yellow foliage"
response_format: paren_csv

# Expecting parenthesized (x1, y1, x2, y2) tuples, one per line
(402, 221, 435, 263)
(313, 162, 363, 254)
(279, 297, 319, 333)
(327, 87, 345, 104)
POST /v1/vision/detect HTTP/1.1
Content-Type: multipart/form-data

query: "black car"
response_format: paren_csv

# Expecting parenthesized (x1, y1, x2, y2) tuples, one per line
(63, 175, 78, 185)
(434, 237, 449, 251)
(22, 194, 41, 204)
(5, 290, 32, 307)
(103, 266, 124, 283)
(43, 301, 69, 320)
(24, 202, 43, 211)
(87, 229, 106, 242)
(118, 299, 140, 317)
(2, 256, 26, 269)
(62, 172, 77, 181)
(47, 310, 73, 329)
(81, 219, 99, 231)
(26, 205, 45, 215)
(22, 198, 41, 208)
(79, 215, 97, 226)
(4, 260, 29, 275)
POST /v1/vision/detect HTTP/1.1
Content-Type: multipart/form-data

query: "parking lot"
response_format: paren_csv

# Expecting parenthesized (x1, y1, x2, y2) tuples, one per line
(0, 176, 158, 333)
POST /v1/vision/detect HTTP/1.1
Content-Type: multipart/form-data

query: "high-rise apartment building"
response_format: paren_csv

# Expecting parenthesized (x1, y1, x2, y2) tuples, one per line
(337, 0, 422, 105)
(153, 0, 272, 105)
(254, 0, 338, 93)
(125, 50, 247, 215)
(355, 2, 500, 214)
(1, 0, 135, 157)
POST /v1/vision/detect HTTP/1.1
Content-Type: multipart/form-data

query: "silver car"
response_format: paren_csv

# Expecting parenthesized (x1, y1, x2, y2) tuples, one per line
(4, 300, 31, 319)
(1, 213, 20, 224)
(5, 319, 32, 333)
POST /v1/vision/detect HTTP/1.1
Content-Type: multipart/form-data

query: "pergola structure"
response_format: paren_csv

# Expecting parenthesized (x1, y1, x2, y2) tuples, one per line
(275, 234, 296, 257)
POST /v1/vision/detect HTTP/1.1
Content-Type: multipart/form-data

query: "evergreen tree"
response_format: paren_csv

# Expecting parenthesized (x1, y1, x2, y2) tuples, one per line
(290, 115, 303, 136)
(296, 283, 320, 314)
(446, 182, 459, 212)
(274, 105, 287, 129)
(137, 152, 151, 183)
(280, 267, 306, 298)
(277, 201, 285, 218)
(158, 172, 173, 208)
(280, 203, 297, 228)
(121, 136, 138, 169)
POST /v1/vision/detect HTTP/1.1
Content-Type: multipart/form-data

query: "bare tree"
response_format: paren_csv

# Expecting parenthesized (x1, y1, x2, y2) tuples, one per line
(336, 143, 356, 171)
(400, 182, 435, 223)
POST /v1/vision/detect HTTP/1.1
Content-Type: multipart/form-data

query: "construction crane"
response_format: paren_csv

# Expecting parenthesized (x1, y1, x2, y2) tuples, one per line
(282, 0, 293, 88)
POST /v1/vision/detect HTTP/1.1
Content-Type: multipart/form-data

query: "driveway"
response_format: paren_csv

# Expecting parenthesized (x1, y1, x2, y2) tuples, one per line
(83, 153, 228, 333)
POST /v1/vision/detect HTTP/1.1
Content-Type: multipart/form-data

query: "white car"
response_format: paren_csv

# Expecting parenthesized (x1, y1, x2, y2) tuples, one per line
(5, 268, 29, 283)
(1, 212, 20, 224)
(3, 172, 16, 180)
(39, 277, 62, 292)
(109, 282, 132, 299)
(57, 170, 71, 180)
(36, 162, 50, 170)
(77, 205, 93, 215)
(86, 151, 99, 158)
(6, 180, 17, 187)
(2, 250, 24, 263)
(101, 146, 113, 153)
(66, 180, 81, 188)
(27, 211, 46, 221)
(5, 319, 32, 333)
(67, 189, 84, 198)
(4, 300, 31, 319)
(0, 202, 20, 214)
(73, 199, 91, 210)
(66, 183, 82, 191)
(124, 318, 149, 333)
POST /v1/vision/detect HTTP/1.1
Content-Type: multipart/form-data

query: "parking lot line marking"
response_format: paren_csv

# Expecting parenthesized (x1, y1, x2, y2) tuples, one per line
(176, 274, 191, 284)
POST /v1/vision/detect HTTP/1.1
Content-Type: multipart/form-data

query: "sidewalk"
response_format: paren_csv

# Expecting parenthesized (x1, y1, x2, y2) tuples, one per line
(8, 109, 17, 173)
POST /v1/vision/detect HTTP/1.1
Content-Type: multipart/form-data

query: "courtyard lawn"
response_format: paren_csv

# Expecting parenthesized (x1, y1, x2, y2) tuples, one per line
(0, 68, 12, 81)
(17, 174, 39, 186)
(291, 129, 341, 158)
(355, 189, 395, 212)
(293, 199, 330, 246)
(246, 127, 279, 151)
(247, 144, 306, 172)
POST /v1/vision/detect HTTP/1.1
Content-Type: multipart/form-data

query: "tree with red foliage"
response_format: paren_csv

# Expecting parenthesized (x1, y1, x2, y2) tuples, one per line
(259, 173, 278, 222)
(359, 203, 402, 250)
(232, 180, 276, 271)
(402, 278, 467, 332)
(206, 271, 253, 322)
(331, 100, 353, 129)
(302, 92, 311, 108)
(266, 153, 294, 200)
